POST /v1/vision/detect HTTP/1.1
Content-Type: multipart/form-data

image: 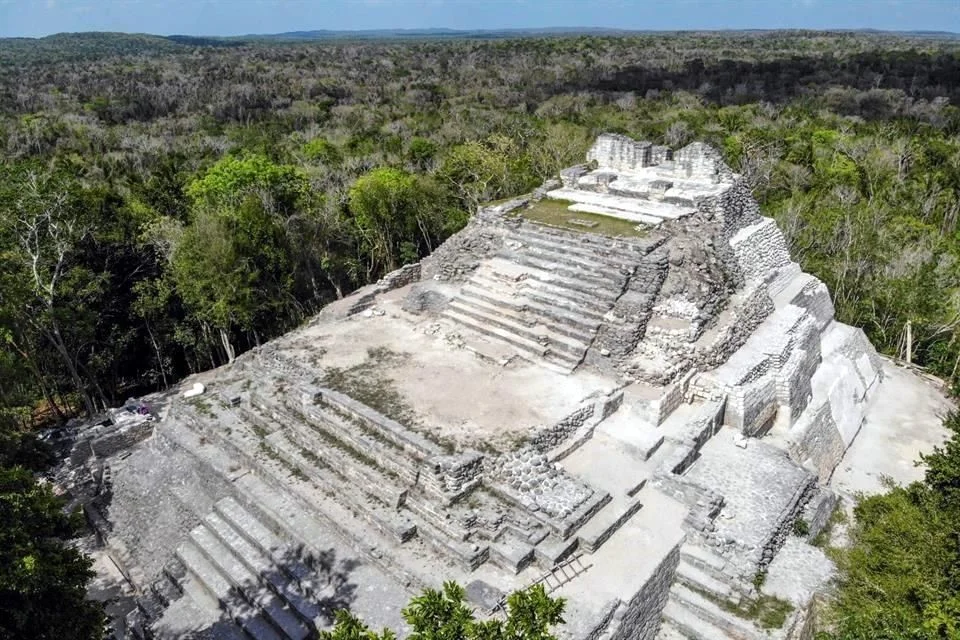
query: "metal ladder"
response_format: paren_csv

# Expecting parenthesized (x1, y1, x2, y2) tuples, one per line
(489, 553, 592, 614)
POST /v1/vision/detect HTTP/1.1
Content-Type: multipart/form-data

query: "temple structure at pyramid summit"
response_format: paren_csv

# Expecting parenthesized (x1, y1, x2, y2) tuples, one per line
(65, 134, 944, 640)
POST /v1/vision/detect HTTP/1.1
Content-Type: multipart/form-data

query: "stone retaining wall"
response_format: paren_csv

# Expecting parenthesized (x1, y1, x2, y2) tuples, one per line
(530, 404, 596, 452)
(730, 217, 793, 284)
(587, 134, 654, 171)
(787, 401, 847, 482)
(608, 543, 682, 640)
(90, 421, 154, 458)
(377, 262, 421, 291)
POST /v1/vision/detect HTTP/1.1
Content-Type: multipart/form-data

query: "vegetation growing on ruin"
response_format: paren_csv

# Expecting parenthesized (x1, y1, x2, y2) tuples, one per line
(818, 412, 960, 639)
(512, 199, 649, 237)
(318, 348, 421, 427)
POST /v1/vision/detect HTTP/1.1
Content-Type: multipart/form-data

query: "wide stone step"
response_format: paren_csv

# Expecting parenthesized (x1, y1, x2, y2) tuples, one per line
(513, 234, 638, 274)
(447, 300, 588, 357)
(489, 539, 536, 574)
(443, 309, 581, 373)
(293, 403, 420, 486)
(576, 496, 644, 553)
(680, 545, 730, 579)
(265, 432, 418, 544)
(515, 242, 630, 280)
(662, 599, 737, 640)
(461, 283, 602, 335)
(189, 525, 311, 640)
(472, 268, 610, 319)
(410, 516, 490, 572)
(203, 510, 322, 626)
(214, 498, 317, 595)
(655, 619, 691, 640)
(176, 542, 284, 640)
(164, 412, 426, 593)
(228, 464, 428, 592)
(501, 251, 627, 294)
(273, 424, 470, 550)
(172, 567, 250, 640)
(277, 415, 411, 508)
(520, 281, 615, 318)
(545, 188, 696, 221)
(668, 584, 765, 640)
(485, 256, 623, 304)
(509, 225, 648, 261)
(676, 560, 738, 601)
(453, 292, 596, 346)
(568, 202, 664, 226)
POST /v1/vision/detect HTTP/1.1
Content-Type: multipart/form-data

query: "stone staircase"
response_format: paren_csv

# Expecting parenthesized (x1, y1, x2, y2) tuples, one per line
(657, 545, 767, 640)
(443, 224, 646, 371)
(170, 495, 347, 640)
(183, 382, 619, 578)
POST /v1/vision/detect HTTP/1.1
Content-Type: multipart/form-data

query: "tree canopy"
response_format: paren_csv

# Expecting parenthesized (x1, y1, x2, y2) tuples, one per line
(820, 413, 960, 640)
(321, 582, 565, 640)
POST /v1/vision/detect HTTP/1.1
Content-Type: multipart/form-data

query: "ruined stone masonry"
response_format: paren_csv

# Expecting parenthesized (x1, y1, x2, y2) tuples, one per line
(71, 134, 895, 640)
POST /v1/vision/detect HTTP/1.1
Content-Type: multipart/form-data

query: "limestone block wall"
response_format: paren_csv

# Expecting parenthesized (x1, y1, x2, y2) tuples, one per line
(89, 421, 154, 458)
(730, 217, 793, 284)
(786, 401, 848, 482)
(673, 142, 735, 182)
(419, 211, 507, 281)
(725, 373, 778, 436)
(311, 387, 443, 459)
(689, 179, 762, 276)
(783, 277, 836, 332)
(596, 390, 626, 421)
(587, 134, 654, 171)
(587, 247, 667, 369)
(649, 145, 673, 166)
(560, 165, 590, 188)
(422, 452, 484, 500)
(529, 404, 596, 452)
(756, 478, 817, 572)
(633, 383, 685, 427)
(695, 283, 775, 372)
(653, 400, 726, 476)
(800, 487, 838, 543)
(777, 347, 819, 422)
(608, 543, 682, 640)
(377, 263, 421, 292)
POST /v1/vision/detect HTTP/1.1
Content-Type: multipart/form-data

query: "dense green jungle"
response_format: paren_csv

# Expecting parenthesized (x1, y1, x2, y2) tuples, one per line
(2, 31, 960, 639)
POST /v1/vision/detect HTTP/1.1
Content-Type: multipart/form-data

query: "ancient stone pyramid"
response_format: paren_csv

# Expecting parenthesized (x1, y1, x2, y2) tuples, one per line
(83, 135, 886, 640)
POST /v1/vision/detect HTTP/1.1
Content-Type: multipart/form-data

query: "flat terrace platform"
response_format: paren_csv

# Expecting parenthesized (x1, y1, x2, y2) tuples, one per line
(266, 284, 615, 453)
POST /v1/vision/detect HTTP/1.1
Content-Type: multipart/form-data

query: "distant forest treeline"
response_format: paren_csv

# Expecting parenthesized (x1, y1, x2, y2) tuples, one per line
(1, 32, 960, 430)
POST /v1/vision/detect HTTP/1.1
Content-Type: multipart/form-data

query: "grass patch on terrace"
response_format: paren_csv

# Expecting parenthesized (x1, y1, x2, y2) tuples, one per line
(318, 347, 419, 427)
(812, 501, 848, 549)
(688, 582, 794, 630)
(316, 346, 456, 453)
(509, 198, 648, 238)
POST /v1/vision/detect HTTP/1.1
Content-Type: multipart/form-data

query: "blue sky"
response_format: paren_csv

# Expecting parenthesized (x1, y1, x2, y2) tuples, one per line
(1, 0, 958, 39)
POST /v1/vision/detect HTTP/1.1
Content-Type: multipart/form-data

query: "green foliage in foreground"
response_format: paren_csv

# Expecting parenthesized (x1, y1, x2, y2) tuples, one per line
(321, 582, 564, 640)
(820, 413, 960, 640)
(0, 415, 105, 639)
(0, 466, 106, 640)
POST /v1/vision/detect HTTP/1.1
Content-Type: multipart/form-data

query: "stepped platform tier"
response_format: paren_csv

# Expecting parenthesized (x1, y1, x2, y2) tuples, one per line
(72, 134, 944, 640)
